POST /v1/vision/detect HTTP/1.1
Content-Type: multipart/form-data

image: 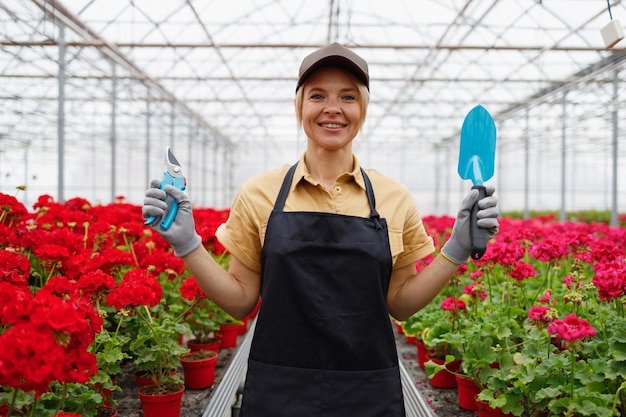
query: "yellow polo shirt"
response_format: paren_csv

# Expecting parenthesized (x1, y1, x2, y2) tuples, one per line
(215, 154, 435, 273)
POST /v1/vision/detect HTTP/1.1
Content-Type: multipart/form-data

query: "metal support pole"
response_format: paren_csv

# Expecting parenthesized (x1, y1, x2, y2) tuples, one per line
(110, 62, 117, 202)
(170, 103, 175, 148)
(188, 118, 193, 198)
(610, 70, 619, 226)
(433, 145, 441, 215)
(145, 86, 152, 187)
(23, 141, 31, 207)
(559, 93, 567, 222)
(57, 23, 66, 202)
(201, 132, 208, 207)
(524, 108, 530, 219)
(213, 141, 220, 207)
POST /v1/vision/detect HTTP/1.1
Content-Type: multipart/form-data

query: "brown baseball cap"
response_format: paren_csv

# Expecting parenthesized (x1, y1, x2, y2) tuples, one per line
(296, 43, 369, 92)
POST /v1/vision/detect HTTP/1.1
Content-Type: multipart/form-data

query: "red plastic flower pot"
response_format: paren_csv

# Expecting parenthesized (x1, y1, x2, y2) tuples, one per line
(415, 340, 428, 369)
(456, 373, 481, 411)
(138, 384, 184, 417)
(180, 350, 218, 390)
(187, 338, 220, 353)
(476, 400, 515, 417)
(237, 318, 248, 335)
(426, 356, 461, 388)
(217, 323, 240, 348)
(135, 370, 176, 388)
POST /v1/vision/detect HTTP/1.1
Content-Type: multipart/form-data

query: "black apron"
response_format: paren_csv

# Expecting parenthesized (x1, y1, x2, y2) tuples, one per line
(240, 163, 405, 417)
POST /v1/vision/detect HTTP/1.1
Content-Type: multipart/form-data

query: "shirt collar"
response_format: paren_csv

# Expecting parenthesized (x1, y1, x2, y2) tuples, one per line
(291, 153, 366, 192)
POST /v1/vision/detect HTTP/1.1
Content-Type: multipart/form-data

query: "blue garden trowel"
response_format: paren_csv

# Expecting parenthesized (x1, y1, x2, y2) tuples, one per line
(458, 104, 497, 260)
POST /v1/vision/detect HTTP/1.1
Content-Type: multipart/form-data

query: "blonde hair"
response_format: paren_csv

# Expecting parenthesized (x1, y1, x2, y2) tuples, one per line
(295, 72, 369, 132)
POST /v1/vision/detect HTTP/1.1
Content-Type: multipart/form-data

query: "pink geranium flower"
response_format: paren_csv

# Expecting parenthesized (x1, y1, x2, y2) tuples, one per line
(441, 296, 466, 312)
(548, 313, 596, 342)
(509, 261, 538, 281)
(592, 259, 626, 301)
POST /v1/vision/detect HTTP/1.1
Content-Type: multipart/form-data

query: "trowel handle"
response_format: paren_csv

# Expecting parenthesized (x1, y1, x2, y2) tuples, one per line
(470, 185, 487, 260)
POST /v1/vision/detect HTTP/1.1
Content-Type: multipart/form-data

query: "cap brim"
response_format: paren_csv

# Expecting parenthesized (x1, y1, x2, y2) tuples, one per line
(296, 43, 369, 91)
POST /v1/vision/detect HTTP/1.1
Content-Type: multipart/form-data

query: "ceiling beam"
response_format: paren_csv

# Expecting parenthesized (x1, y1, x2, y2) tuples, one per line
(2, 40, 625, 53)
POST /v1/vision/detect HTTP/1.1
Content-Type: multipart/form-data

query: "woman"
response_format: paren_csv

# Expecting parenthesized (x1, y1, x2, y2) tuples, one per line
(143, 43, 499, 417)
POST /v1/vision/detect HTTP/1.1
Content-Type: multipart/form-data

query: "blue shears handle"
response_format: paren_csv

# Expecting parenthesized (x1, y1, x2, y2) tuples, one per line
(145, 171, 186, 231)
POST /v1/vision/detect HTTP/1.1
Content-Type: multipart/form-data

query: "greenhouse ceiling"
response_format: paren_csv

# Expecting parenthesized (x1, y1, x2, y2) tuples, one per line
(1, 0, 625, 216)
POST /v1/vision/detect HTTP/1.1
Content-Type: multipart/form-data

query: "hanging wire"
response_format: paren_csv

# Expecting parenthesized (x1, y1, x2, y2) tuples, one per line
(607, 0, 614, 20)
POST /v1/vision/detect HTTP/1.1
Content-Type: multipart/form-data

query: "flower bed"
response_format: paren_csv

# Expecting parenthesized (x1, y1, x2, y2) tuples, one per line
(0, 191, 624, 416)
(406, 214, 626, 417)
(0, 192, 233, 416)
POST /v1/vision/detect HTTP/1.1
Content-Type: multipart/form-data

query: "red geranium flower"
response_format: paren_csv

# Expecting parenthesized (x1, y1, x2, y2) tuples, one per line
(0, 249, 30, 286)
(75, 269, 117, 304)
(86, 247, 135, 276)
(180, 277, 206, 301)
(138, 250, 185, 276)
(0, 193, 28, 224)
(45, 275, 77, 296)
(34, 243, 70, 261)
(105, 268, 162, 310)
(0, 289, 99, 398)
(0, 282, 34, 325)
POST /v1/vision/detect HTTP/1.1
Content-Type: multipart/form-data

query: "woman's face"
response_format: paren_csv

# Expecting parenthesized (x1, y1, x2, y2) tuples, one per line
(300, 67, 363, 152)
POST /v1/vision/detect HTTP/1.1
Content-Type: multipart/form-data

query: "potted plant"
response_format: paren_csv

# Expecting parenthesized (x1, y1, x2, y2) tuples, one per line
(213, 307, 244, 349)
(105, 267, 189, 417)
(179, 277, 221, 351)
(422, 318, 462, 388)
(402, 296, 445, 369)
(177, 277, 220, 389)
(179, 349, 218, 390)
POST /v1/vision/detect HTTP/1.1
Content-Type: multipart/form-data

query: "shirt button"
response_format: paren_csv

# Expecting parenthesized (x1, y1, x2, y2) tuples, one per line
(334, 185, 342, 193)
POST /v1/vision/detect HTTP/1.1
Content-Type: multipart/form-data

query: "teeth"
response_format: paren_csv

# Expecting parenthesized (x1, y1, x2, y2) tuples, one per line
(321, 123, 343, 128)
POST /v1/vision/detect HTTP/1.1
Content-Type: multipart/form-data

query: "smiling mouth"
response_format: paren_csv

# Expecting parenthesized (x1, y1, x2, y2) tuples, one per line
(319, 123, 346, 128)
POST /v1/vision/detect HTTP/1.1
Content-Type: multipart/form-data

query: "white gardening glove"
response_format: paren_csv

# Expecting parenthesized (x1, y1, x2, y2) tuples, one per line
(441, 185, 499, 264)
(142, 179, 202, 257)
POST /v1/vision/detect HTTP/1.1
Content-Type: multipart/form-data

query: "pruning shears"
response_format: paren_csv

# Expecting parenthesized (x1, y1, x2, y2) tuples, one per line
(144, 146, 186, 231)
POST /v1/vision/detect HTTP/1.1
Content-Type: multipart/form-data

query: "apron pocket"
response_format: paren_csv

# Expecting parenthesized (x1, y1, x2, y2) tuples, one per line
(240, 359, 322, 417)
(241, 361, 404, 417)
(321, 366, 405, 417)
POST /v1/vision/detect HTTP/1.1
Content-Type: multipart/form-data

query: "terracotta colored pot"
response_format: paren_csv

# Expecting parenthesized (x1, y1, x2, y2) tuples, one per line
(138, 383, 184, 417)
(456, 373, 481, 411)
(476, 400, 515, 417)
(180, 350, 218, 389)
(426, 356, 462, 388)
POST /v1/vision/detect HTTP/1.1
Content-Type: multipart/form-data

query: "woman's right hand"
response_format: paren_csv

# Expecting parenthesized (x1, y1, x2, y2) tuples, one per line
(143, 178, 202, 257)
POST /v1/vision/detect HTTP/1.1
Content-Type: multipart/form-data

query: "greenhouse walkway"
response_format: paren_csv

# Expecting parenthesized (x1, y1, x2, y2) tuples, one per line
(203, 319, 435, 417)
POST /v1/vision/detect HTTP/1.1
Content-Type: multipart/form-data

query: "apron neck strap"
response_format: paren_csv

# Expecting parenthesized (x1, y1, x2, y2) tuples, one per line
(274, 162, 381, 220)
